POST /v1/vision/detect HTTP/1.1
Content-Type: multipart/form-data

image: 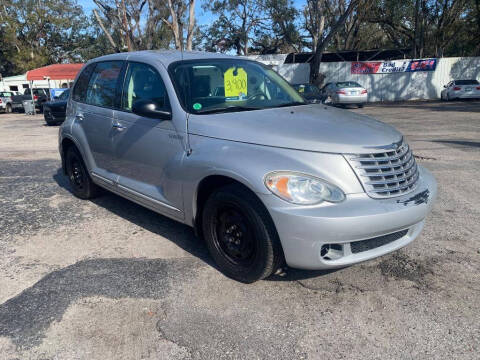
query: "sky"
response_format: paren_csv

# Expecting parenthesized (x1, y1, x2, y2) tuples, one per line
(77, 0, 307, 28)
(77, 0, 213, 24)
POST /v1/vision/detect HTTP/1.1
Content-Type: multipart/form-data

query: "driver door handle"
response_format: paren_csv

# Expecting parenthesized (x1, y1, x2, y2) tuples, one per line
(75, 114, 84, 122)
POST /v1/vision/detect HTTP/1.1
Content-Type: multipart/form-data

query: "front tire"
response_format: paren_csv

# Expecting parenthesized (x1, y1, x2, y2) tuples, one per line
(202, 184, 284, 283)
(357, 103, 364, 108)
(65, 147, 101, 199)
(44, 109, 56, 125)
(6, 104, 12, 113)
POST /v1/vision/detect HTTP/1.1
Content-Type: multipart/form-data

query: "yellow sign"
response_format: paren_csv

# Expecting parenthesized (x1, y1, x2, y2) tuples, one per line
(224, 67, 248, 98)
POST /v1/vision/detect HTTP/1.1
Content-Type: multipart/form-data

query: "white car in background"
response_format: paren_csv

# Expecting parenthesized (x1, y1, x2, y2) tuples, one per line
(0, 91, 14, 113)
(321, 81, 368, 107)
(441, 79, 480, 100)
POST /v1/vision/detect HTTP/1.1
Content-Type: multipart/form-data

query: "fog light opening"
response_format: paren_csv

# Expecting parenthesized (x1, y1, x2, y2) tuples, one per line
(320, 244, 344, 261)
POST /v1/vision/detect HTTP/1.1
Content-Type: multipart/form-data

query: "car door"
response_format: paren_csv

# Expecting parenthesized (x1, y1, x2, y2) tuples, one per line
(111, 61, 184, 219)
(73, 61, 124, 183)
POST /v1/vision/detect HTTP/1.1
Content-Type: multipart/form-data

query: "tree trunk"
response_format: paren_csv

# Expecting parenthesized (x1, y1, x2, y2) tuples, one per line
(186, 0, 195, 50)
(93, 9, 120, 52)
(310, 0, 357, 84)
(413, 0, 420, 58)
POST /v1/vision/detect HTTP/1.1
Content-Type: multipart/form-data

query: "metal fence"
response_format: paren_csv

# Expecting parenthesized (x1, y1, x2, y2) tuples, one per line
(270, 57, 480, 102)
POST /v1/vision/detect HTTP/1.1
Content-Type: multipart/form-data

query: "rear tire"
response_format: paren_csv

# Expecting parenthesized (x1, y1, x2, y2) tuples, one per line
(6, 104, 12, 113)
(65, 147, 101, 199)
(202, 184, 284, 283)
(357, 103, 364, 108)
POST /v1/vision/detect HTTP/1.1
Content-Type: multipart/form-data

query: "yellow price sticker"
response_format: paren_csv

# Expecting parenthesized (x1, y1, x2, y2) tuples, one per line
(224, 67, 248, 98)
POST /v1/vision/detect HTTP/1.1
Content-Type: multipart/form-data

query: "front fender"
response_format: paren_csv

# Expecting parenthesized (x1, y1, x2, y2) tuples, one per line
(180, 134, 363, 227)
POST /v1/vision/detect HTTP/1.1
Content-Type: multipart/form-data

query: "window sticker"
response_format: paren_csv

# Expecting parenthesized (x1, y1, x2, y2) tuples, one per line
(298, 85, 305, 93)
(193, 102, 202, 110)
(224, 67, 248, 99)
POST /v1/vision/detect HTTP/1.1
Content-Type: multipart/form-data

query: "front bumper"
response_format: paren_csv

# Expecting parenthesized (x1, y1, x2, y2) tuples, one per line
(259, 165, 437, 270)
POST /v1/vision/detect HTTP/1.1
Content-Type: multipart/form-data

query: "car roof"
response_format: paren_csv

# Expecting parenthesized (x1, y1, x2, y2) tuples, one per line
(87, 50, 241, 67)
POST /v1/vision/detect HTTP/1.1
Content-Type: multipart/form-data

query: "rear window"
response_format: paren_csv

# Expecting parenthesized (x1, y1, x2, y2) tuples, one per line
(336, 81, 362, 88)
(72, 63, 96, 102)
(85, 61, 123, 108)
(455, 80, 479, 85)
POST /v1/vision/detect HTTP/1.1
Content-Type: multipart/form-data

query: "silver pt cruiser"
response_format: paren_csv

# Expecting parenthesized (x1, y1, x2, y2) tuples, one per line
(59, 51, 437, 283)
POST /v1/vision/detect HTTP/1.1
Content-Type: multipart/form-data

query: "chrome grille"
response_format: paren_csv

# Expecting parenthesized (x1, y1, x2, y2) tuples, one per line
(346, 141, 419, 198)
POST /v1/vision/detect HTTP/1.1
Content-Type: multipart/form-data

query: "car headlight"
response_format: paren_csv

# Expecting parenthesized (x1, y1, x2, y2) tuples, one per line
(264, 171, 345, 205)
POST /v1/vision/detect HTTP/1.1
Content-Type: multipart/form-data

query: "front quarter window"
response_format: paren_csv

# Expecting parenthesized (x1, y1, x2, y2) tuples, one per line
(169, 59, 306, 114)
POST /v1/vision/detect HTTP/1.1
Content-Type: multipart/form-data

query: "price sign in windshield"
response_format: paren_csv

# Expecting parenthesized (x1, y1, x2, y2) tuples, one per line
(224, 67, 248, 99)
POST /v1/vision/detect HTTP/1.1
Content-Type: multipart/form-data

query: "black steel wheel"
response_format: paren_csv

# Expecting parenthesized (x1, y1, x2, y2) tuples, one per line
(65, 147, 101, 199)
(44, 108, 56, 125)
(202, 184, 284, 283)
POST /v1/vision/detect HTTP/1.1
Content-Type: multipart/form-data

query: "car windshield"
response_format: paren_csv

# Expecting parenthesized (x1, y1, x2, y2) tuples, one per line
(58, 89, 70, 100)
(336, 81, 362, 88)
(455, 80, 479, 85)
(169, 59, 306, 114)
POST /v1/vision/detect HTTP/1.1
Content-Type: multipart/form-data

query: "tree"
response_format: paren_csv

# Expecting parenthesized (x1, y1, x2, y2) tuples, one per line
(253, 0, 302, 54)
(92, 0, 173, 51)
(0, 0, 93, 74)
(161, 0, 196, 50)
(304, 0, 360, 84)
(202, 0, 267, 55)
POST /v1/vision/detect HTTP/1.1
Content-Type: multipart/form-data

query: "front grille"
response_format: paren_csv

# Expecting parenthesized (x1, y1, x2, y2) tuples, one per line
(350, 229, 409, 254)
(346, 140, 419, 198)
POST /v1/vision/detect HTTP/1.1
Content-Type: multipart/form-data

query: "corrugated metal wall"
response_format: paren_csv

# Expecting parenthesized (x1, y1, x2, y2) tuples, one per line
(273, 57, 480, 102)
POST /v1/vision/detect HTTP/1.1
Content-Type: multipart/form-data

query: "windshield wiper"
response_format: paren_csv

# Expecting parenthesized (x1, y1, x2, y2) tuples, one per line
(194, 105, 260, 114)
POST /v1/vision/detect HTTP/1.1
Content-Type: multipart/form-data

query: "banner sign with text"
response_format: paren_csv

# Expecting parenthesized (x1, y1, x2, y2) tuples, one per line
(351, 59, 437, 74)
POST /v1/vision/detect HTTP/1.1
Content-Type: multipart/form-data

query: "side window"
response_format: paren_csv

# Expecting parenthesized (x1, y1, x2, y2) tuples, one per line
(73, 64, 95, 102)
(85, 61, 123, 108)
(122, 62, 169, 111)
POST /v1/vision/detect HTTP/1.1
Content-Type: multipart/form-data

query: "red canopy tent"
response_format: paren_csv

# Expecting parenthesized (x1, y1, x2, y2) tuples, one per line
(26, 63, 84, 81)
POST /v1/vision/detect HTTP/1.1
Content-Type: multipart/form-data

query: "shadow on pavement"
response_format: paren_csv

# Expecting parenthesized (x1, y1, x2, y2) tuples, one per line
(0, 257, 204, 348)
(431, 140, 480, 149)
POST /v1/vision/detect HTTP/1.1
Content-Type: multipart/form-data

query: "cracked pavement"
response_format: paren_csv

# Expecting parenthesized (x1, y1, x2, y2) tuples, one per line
(0, 101, 479, 359)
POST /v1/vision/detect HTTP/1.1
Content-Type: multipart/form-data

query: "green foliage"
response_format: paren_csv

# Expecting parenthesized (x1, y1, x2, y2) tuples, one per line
(0, 0, 95, 75)
(1, 0, 480, 77)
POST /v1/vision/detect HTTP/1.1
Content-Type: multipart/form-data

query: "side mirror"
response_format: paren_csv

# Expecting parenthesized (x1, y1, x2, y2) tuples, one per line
(443, 85, 447, 88)
(132, 99, 171, 120)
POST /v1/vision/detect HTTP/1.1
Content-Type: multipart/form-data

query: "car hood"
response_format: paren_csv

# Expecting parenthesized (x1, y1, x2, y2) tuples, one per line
(188, 104, 403, 154)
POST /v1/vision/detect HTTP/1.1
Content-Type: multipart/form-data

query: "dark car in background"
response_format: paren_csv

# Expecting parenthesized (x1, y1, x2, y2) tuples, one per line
(292, 83, 325, 104)
(11, 88, 51, 113)
(43, 89, 70, 125)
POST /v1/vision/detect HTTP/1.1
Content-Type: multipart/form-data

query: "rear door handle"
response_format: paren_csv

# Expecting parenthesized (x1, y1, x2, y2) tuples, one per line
(112, 122, 126, 131)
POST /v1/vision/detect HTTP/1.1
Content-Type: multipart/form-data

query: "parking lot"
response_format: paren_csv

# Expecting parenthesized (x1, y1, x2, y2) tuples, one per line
(0, 100, 479, 359)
